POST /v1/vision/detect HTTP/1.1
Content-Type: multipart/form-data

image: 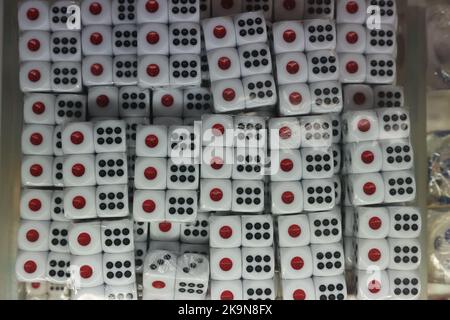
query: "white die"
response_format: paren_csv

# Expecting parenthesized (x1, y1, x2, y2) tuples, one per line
(279, 83, 312, 116)
(95, 153, 128, 185)
(21, 155, 53, 187)
(271, 149, 302, 181)
(70, 254, 104, 288)
(201, 147, 233, 179)
(373, 85, 404, 108)
(82, 56, 113, 86)
(354, 207, 390, 239)
(299, 115, 333, 148)
(168, 22, 201, 55)
(21, 124, 54, 155)
(211, 78, 246, 113)
(165, 190, 198, 223)
(210, 280, 243, 300)
(241, 247, 275, 280)
(112, 25, 138, 54)
(152, 88, 183, 117)
(81, 25, 113, 56)
(68, 222, 102, 255)
(268, 117, 301, 150)
(356, 270, 390, 300)
(272, 21, 305, 54)
(61, 122, 94, 154)
(243, 74, 277, 110)
(270, 181, 304, 215)
(354, 238, 389, 271)
(314, 275, 347, 300)
(303, 178, 335, 212)
(304, 19, 337, 51)
(133, 190, 166, 222)
(307, 50, 339, 83)
(366, 54, 396, 84)
(18, 0, 50, 31)
(49, 1, 80, 31)
(242, 279, 275, 300)
(96, 184, 129, 218)
(135, 125, 167, 157)
(339, 53, 367, 83)
(50, 31, 82, 62)
(137, 0, 169, 23)
(52, 157, 65, 187)
(54, 95, 87, 125)
(280, 246, 313, 280)
(23, 93, 55, 125)
(19, 31, 51, 61)
(304, 0, 335, 19)
(211, 0, 242, 16)
(81, 0, 113, 25)
(138, 55, 170, 87)
(16, 251, 48, 282)
(45, 252, 71, 284)
(202, 16, 237, 51)
(150, 221, 181, 241)
(207, 47, 241, 82)
(337, 0, 367, 23)
(341, 110, 380, 143)
(278, 214, 310, 247)
(105, 283, 138, 300)
(182, 87, 213, 117)
(388, 270, 421, 300)
(232, 180, 264, 213)
(388, 207, 421, 239)
(342, 141, 383, 174)
(210, 248, 242, 281)
(209, 215, 242, 248)
(64, 187, 97, 220)
(101, 220, 135, 254)
(343, 84, 374, 110)
(20, 189, 52, 221)
(166, 159, 199, 190)
(336, 23, 366, 53)
(168, 0, 200, 22)
(63, 154, 96, 187)
(87, 86, 119, 118)
(382, 170, 416, 204)
(308, 209, 342, 244)
(310, 81, 343, 114)
(275, 52, 308, 85)
(346, 173, 385, 206)
(199, 179, 232, 212)
(377, 108, 410, 140)
(282, 278, 316, 300)
(137, 23, 169, 55)
(112, 55, 138, 86)
(366, 0, 397, 26)
(112, 0, 137, 24)
(201, 114, 234, 147)
(18, 220, 50, 252)
(20, 61, 51, 92)
(180, 212, 210, 244)
(274, 0, 304, 21)
(388, 238, 421, 271)
(311, 243, 345, 277)
(233, 11, 267, 46)
(169, 54, 201, 87)
(366, 24, 397, 55)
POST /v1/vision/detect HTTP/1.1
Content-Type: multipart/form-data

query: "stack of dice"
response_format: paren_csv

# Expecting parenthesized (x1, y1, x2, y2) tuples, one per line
(203, 10, 276, 112)
(16, 0, 421, 301)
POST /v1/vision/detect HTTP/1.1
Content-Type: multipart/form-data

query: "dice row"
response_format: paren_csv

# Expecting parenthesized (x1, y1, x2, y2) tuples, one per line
(273, 20, 397, 55)
(25, 281, 71, 300)
(16, 250, 137, 288)
(18, 0, 203, 31)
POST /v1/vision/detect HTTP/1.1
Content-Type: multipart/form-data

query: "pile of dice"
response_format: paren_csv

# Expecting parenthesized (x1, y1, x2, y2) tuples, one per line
(16, 0, 421, 301)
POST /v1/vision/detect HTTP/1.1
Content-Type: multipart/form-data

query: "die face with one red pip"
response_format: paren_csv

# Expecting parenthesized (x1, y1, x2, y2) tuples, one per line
(18, 220, 50, 252)
(16, 251, 48, 282)
(346, 173, 385, 206)
(354, 238, 389, 271)
(18, 0, 51, 31)
(201, 16, 237, 51)
(271, 181, 304, 215)
(200, 179, 232, 212)
(207, 47, 241, 82)
(337, 0, 367, 24)
(23, 93, 56, 125)
(152, 87, 183, 117)
(270, 149, 303, 182)
(82, 25, 113, 56)
(61, 122, 95, 155)
(82, 55, 114, 86)
(136, 125, 168, 157)
(273, 0, 305, 21)
(343, 141, 383, 174)
(278, 83, 312, 116)
(20, 189, 52, 221)
(272, 21, 305, 54)
(281, 278, 316, 300)
(275, 52, 308, 85)
(211, 78, 246, 113)
(133, 190, 166, 223)
(210, 280, 243, 301)
(68, 222, 102, 255)
(64, 186, 97, 220)
(19, 30, 51, 62)
(277, 214, 311, 247)
(150, 221, 181, 241)
(70, 253, 104, 288)
(88, 86, 119, 118)
(21, 155, 53, 187)
(63, 154, 96, 187)
(21, 124, 54, 156)
(342, 110, 380, 143)
(280, 246, 313, 280)
(201, 146, 233, 179)
(354, 206, 390, 239)
(343, 84, 374, 111)
(20, 61, 51, 92)
(356, 270, 390, 300)
(210, 247, 242, 281)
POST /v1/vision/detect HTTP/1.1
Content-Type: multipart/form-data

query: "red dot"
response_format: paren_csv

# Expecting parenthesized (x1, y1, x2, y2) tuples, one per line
(280, 159, 294, 172)
(346, 61, 359, 74)
(219, 226, 233, 239)
(77, 232, 91, 246)
(282, 191, 295, 204)
(363, 182, 377, 196)
(361, 151, 375, 164)
(159, 222, 172, 232)
(220, 290, 234, 300)
(286, 61, 300, 74)
(161, 94, 174, 107)
(368, 280, 381, 294)
(142, 200, 156, 213)
(30, 164, 43, 177)
(221, 0, 234, 9)
(346, 31, 359, 44)
(145, 134, 159, 148)
(144, 167, 158, 180)
(293, 289, 306, 300)
(26, 8, 40, 21)
(72, 196, 86, 209)
(279, 126, 292, 140)
(89, 2, 103, 15)
(152, 280, 166, 289)
(146, 0, 159, 13)
(368, 248, 381, 262)
(288, 224, 301, 238)
(289, 92, 303, 105)
(210, 188, 223, 202)
(96, 95, 109, 107)
(26, 229, 39, 242)
(346, 1, 359, 14)
(90, 63, 104, 76)
(24, 260, 37, 274)
(90, 32, 103, 45)
(29, 133, 43, 146)
(222, 88, 236, 102)
(283, 29, 297, 43)
(210, 157, 224, 170)
(31, 283, 41, 289)
(32, 102, 45, 115)
(147, 64, 160, 77)
(369, 217, 382, 230)
(27, 39, 41, 52)
(70, 131, 84, 145)
(72, 163, 85, 177)
(212, 123, 225, 136)
(291, 256, 304, 270)
(80, 265, 93, 279)
(357, 119, 371, 132)
(147, 31, 160, 44)
(219, 258, 233, 271)
(28, 69, 41, 82)
(353, 92, 366, 105)
(283, 0, 296, 10)
(28, 199, 42, 212)
(214, 25, 227, 39)
(218, 57, 231, 70)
